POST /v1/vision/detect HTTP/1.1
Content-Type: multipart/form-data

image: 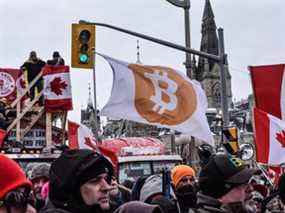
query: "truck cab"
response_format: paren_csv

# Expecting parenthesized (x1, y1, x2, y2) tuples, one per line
(100, 137, 182, 183)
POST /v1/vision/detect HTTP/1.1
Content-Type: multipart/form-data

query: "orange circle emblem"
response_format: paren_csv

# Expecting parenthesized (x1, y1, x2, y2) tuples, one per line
(129, 64, 197, 126)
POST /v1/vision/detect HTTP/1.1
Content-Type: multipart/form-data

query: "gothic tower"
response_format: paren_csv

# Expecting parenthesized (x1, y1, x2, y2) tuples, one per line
(195, 0, 232, 108)
(81, 83, 97, 134)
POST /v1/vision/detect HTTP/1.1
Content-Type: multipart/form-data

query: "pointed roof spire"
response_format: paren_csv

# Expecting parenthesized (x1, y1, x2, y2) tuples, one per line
(136, 40, 142, 64)
(203, 0, 215, 21)
(197, 0, 219, 81)
(87, 83, 93, 108)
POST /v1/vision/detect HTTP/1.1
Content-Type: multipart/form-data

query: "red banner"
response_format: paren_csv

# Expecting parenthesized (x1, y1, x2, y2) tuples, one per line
(0, 68, 24, 103)
(249, 64, 285, 119)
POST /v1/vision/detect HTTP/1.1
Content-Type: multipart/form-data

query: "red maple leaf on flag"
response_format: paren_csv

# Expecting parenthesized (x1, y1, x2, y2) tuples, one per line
(50, 77, 67, 95)
(275, 130, 285, 147)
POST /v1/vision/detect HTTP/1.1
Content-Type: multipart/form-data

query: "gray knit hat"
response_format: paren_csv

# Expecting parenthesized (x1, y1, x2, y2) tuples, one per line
(30, 163, 50, 181)
(139, 175, 175, 203)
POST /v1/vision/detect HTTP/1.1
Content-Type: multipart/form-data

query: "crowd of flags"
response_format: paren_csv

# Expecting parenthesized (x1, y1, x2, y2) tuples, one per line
(1, 54, 285, 182)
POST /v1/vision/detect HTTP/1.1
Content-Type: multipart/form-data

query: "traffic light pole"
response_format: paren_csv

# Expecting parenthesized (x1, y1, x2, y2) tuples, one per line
(79, 20, 229, 127)
(92, 49, 100, 142)
(79, 20, 220, 61)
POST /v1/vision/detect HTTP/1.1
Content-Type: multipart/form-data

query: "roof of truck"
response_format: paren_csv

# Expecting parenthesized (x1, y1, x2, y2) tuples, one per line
(100, 137, 165, 156)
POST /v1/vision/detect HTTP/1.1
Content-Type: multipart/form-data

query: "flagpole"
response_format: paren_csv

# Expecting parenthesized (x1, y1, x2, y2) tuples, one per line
(92, 48, 100, 142)
(256, 163, 273, 187)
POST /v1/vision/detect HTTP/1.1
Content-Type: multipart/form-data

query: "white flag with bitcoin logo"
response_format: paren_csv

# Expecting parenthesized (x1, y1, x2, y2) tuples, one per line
(100, 54, 214, 145)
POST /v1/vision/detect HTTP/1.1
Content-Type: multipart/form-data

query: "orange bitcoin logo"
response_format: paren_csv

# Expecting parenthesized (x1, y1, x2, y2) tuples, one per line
(128, 64, 197, 126)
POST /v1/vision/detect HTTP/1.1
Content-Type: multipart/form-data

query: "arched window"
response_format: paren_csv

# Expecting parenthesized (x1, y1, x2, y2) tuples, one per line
(212, 82, 221, 107)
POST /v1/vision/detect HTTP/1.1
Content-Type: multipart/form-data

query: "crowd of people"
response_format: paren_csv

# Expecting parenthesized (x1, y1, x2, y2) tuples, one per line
(0, 147, 285, 213)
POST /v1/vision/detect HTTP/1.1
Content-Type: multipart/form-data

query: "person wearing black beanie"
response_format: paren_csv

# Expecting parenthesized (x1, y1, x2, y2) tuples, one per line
(41, 149, 114, 213)
(196, 154, 258, 213)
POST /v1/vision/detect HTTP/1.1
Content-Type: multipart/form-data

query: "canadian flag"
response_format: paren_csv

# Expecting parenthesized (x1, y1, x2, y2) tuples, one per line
(68, 120, 97, 150)
(68, 120, 118, 167)
(254, 108, 285, 165)
(43, 65, 73, 112)
(268, 166, 284, 186)
(249, 64, 285, 119)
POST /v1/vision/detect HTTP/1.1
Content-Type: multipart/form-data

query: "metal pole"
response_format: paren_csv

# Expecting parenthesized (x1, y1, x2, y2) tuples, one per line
(184, 3, 192, 78)
(79, 20, 221, 62)
(165, 0, 194, 164)
(218, 28, 229, 127)
(92, 49, 100, 141)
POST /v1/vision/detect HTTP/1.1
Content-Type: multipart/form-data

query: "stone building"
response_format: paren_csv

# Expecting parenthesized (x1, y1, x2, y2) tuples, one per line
(193, 0, 232, 109)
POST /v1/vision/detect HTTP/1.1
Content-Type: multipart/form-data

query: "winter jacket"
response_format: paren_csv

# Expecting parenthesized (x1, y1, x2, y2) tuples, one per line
(190, 192, 248, 213)
(40, 201, 71, 213)
(21, 59, 45, 81)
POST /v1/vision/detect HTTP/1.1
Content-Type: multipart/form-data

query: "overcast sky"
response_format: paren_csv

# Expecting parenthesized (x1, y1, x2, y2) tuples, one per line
(0, 0, 284, 122)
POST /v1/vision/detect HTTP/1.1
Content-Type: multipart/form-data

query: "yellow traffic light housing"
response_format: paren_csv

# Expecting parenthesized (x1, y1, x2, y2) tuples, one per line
(71, 23, 95, 69)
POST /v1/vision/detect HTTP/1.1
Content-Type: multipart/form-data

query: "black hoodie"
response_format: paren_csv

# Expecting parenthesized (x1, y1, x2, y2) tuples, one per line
(40, 149, 114, 213)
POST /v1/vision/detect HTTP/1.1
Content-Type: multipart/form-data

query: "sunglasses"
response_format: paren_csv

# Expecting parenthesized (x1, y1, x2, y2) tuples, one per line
(0, 189, 34, 210)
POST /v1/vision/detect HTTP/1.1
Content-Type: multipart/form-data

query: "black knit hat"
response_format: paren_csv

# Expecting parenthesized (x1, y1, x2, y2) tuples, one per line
(199, 154, 257, 198)
(49, 149, 114, 209)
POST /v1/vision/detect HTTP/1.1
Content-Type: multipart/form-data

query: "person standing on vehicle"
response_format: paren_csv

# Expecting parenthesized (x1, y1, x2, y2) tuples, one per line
(47, 51, 65, 66)
(171, 165, 197, 213)
(29, 163, 50, 211)
(21, 51, 46, 106)
(41, 149, 114, 213)
(0, 154, 36, 213)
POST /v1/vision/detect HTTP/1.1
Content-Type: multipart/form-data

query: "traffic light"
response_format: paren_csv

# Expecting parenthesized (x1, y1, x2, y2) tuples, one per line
(71, 23, 95, 69)
(222, 127, 239, 155)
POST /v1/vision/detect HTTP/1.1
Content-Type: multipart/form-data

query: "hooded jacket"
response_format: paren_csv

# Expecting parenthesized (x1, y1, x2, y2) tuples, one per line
(40, 149, 114, 213)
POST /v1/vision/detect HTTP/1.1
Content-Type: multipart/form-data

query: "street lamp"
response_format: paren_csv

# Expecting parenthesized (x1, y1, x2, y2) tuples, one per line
(165, 0, 192, 78)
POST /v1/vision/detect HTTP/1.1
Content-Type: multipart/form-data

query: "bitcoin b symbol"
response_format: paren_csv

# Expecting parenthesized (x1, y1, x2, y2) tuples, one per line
(144, 70, 178, 114)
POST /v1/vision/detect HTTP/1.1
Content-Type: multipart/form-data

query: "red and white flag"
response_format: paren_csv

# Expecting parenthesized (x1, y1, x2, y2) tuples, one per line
(254, 108, 285, 165)
(68, 120, 118, 167)
(68, 120, 97, 150)
(43, 65, 72, 112)
(0, 68, 26, 103)
(249, 64, 285, 119)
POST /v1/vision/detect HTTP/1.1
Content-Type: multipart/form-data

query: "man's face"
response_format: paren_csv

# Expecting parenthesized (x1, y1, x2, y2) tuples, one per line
(80, 173, 112, 210)
(109, 177, 119, 198)
(219, 183, 253, 204)
(32, 177, 48, 200)
(30, 52, 37, 61)
(176, 175, 195, 190)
